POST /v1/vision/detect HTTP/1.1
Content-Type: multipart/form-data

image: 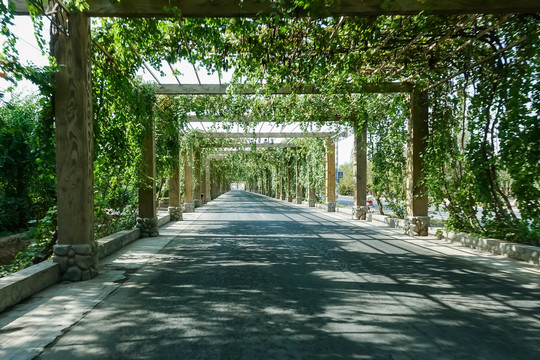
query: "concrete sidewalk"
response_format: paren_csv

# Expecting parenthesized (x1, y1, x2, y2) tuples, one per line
(0, 210, 206, 360)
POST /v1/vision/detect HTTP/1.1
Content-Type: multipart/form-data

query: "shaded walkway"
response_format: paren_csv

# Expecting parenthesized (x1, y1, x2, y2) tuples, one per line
(2, 190, 540, 359)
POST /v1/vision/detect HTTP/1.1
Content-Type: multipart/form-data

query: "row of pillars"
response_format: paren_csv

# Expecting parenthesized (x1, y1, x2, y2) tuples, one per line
(248, 140, 337, 211)
(250, 90, 429, 238)
(51, 13, 229, 282)
(50, 14, 428, 282)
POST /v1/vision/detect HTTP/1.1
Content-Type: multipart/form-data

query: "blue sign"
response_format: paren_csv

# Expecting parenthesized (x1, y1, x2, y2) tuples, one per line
(338, 172, 343, 179)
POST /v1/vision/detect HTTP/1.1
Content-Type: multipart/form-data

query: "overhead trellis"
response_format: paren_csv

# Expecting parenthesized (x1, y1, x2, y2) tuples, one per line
(2, 0, 539, 247)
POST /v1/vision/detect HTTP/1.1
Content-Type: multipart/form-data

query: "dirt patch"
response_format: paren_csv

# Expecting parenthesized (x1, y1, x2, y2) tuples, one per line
(0, 233, 33, 266)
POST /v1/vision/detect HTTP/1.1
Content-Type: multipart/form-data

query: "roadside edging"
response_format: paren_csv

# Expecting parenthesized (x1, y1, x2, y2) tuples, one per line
(0, 213, 171, 314)
(254, 191, 540, 269)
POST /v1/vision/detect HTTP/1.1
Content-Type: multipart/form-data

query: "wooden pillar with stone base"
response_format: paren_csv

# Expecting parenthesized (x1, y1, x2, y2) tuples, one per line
(193, 151, 202, 208)
(168, 151, 183, 221)
(184, 150, 195, 213)
(352, 121, 368, 220)
(136, 116, 159, 237)
(205, 157, 211, 203)
(325, 138, 336, 212)
(295, 158, 303, 204)
(406, 89, 430, 236)
(51, 12, 98, 282)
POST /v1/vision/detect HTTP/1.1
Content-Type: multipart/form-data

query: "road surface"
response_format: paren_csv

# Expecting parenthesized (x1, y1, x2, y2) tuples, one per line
(29, 190, 540, 359)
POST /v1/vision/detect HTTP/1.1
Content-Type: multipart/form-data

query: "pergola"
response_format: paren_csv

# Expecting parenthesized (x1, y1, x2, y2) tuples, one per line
(10, 0, 540, 281)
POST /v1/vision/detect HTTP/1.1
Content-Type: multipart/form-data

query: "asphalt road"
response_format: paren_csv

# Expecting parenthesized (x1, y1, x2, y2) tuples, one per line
(38, 190, 540, 359)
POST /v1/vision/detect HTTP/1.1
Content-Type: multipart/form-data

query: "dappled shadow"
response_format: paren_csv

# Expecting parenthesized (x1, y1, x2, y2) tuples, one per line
(38, 190, 540, 359)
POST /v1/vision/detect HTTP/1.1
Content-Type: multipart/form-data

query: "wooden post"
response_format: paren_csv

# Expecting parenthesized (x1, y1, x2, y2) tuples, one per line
(184, 149, 194, 212)
(168, 150, 182, 221)
(275, 166, 281, 199)
(352, 121, 368, 220)
(308, 186, 316, 207)
(137, 117, 158, 237)
(325, 138, 336, 212)
(295, 157, 303, 204)
(205, 157, 211, 202)
(200, 158, 206, 204)
(193, 150, 201, 207)
(406, 89, 430, 235)
(287, 162, 293, 202)
(307, 154, 316, 207)
(266, 169, 272, 196)
(51, 12, 98, 281)
(281, 173, 286, 200)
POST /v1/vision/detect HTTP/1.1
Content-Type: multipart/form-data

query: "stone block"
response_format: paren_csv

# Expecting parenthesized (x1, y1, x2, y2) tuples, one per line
(53, 255, 69, 272)
(168, 206, 183, 221)
(184, 202, 195, 213)
(75, 254, 93, 270)
(53, 245, 69, 256)
(71, 244, 92, 255)
(406, 216, 430, 236)
(352, 206, 368, 220)
(63, 266, 82, 282)
(326, 202, 336, 212)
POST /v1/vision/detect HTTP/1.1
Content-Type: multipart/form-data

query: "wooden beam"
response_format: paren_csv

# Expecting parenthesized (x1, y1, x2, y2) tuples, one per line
(12, 1, 540, 17)
(202, 142, 299, 148)
(198, 132, 335, 138)
(156, 83, 413, 95)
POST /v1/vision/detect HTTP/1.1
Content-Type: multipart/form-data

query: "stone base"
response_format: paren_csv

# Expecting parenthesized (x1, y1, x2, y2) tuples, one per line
(295, 197, 303, 204)
(308, 198, 316, 207)
(194, 199, 202, 208)
(352, 206, 369, 220)
(406, 216, 430, 236)
(184, 202, 195, 213)
(136, 217, 159, 237)
(326, 202, 336, 212)
(287, 196, 293, 202)
(168, 206, 183, 221)
(281, 195, 286, 200)
(53, 242, 99, 282)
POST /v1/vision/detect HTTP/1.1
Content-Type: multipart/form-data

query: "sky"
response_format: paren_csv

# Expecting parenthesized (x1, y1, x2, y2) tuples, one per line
(1, 15, 355, 165)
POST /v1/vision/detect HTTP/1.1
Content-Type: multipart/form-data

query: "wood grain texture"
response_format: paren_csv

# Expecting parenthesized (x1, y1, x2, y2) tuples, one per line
(205, 158, 211, 201)
(12, 1, 540, 17)
(193, 150, 201, 199)
(138, 120, 156, 218)
(168, 153, 181, 207)
(198, 132, 335, 138)
(295, 159, 302, 200)
(406, 89, 429, 217)
(183, 150, 194, 203)
(156, 83, 413, 95)
(54, 13, 94, 245)
(325, 138, 336, 203)
(353, 122, 367, 207)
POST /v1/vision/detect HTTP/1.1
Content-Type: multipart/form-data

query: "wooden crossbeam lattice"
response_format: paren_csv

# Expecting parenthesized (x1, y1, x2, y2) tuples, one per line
(11, 1, 540, 17)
